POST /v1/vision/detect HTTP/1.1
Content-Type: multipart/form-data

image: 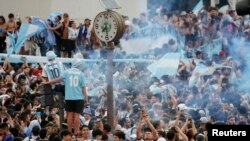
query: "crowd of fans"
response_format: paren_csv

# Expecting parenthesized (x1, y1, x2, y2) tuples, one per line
(0, 2, 250, 141)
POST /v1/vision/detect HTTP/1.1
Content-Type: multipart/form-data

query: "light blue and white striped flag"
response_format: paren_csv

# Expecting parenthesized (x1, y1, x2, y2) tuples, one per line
(13, 22, 44, 54)
(6, 32, 16, 56)
(193, 0, 203, 15)
(147, 52, 181, 79)
(48, 11, 62, 21)
(32, 16, 56, 46)
(188, 63, 215, 88)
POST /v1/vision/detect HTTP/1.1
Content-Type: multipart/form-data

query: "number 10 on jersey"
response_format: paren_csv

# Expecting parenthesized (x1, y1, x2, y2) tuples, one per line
(69, 76, 79, 87)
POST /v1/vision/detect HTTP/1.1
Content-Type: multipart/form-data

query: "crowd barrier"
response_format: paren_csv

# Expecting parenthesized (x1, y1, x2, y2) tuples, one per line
(0, 53, 154, 63)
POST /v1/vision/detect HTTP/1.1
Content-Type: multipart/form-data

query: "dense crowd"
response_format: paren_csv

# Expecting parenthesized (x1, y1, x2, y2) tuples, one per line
(0, 2, 250, 141)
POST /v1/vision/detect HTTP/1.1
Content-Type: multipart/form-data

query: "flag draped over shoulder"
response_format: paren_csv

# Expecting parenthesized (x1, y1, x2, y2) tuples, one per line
(32, 17, 56, 46)
(147, 52, 181, 79)
(8, 22, 44, 55)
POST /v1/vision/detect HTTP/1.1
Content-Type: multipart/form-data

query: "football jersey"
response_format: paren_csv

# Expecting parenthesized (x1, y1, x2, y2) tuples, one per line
(42, 61, 65, 85)
(60, 68, 85, 100)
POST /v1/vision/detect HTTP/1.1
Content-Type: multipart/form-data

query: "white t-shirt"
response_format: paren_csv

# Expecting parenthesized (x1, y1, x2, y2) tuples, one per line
(68, 27, 79, 40)
(23, 135, 40, 141)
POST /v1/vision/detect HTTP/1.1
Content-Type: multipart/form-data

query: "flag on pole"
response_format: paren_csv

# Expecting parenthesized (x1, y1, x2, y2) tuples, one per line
(32, 17, 56, 46)
(13, 22, 44, 54)
(193, 0, 203, 15)
(147, 52, 181, 79)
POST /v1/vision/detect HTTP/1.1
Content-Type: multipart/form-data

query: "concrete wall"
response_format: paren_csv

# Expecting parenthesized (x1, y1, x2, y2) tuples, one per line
(0, 0, 51, 20)
(51, 0, 147, 22)
(0, 0, 147, 22)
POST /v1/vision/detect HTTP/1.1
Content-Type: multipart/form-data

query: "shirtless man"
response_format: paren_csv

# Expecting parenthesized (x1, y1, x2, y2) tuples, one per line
(49, 13, 70, 57)
(6, 13, 15, 33)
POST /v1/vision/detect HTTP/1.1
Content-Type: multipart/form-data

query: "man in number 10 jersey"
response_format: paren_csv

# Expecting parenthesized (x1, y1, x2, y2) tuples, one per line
(43, 59, 88, 135)
(42, 51, 65, 89)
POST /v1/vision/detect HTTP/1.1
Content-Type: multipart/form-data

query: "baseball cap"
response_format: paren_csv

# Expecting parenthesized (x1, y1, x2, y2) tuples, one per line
(180, 11, 187, 16)
(227, 56, 233, 61)
(83, 107, 92, 116)
(200, 117, 209, 124)
(46, 51, 57, 60)
(177, 103, 188, 110)
(198, 110, 206, 117)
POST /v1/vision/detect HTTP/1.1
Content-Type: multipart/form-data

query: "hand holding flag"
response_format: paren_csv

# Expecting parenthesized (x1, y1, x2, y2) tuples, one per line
(7, 22, 44, 55)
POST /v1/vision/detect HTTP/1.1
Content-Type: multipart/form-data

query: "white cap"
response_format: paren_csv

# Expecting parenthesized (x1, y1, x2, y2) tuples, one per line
(200, 117, 209, 123)
(177, 103, 188, 110)
(46, 51, 57, 60)
(227, 56, 233, 61)
(180, 11, 187, 16)
(72, 59, 83, 68)
(198, 110, 206, 117)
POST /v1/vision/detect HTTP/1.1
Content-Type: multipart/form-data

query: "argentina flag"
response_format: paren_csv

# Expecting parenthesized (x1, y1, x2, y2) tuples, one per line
(147, 52, 181, 79)
(32, 16, 56, 46)
(188, 63, 215, 88)
(6, 32, 16, 56)
(13, 22, 44, 54)
(193, 0, 203, 15)
(48, 11, 62, 21)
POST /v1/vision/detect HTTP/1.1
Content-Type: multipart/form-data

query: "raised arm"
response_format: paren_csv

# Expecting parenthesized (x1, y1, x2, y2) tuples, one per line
(48, 23, 63, 31)
(169, 88, 177, 109)
(181, 117, 189, 132)
(144, 115, 159, 140)
(191, 119, 197, 135)
(136, 110, 144, 140)
(174, 109, 181, 127)
(175, 126, 188, 141)
(3, 57, 12, 73)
